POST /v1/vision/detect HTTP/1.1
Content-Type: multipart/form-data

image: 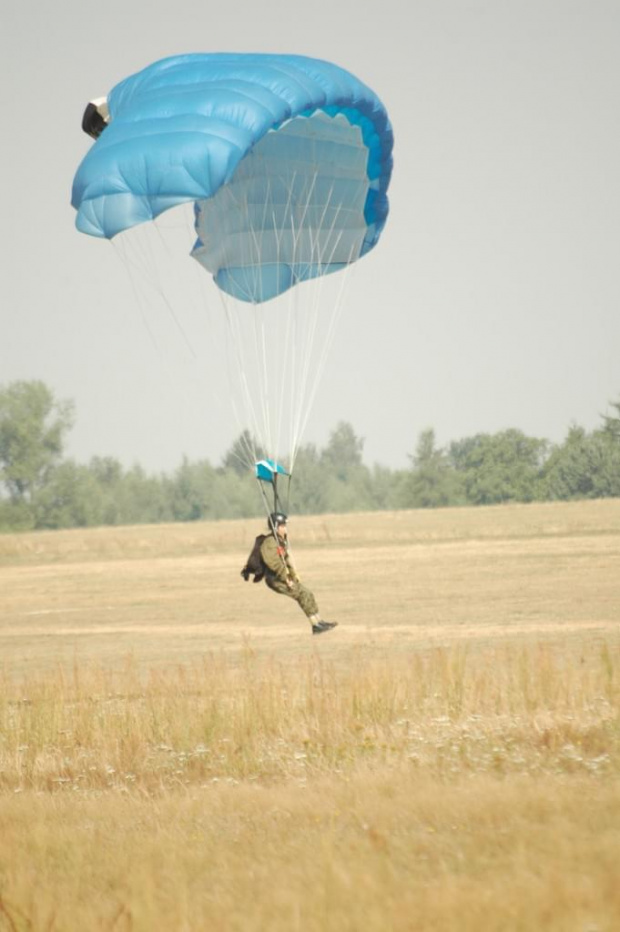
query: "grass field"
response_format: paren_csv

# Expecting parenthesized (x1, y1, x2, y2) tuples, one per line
(1, 500, 619, 930)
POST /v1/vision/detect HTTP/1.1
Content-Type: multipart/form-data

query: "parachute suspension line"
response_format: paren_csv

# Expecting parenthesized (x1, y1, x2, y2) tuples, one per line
(292, 237, 358, 469)
(218, 291, 267, 470)
(202, 118, 368, 481)
(115, 216, 198, 360)
(216, 179, 276, 471)
(274, 172, 294, 469)
(277, 169, 317, 471)
(213, 180, 282, 470)
(109, 238, 163, 362)
(277, 167, 340, 473)
(112, 207, 255, 480)
(254, 169, 306, 470)
(249, 178, 275, 463)
(256, 471, 290, 520)
(256, 477, 274, 522)
(290, 263, 355, 470)
(287, 186, 340, 462)
(114, 222, 199, 368)
(285, 170, 322, 468)
(247, 186, 267, 307)
(288, 184, 359, 472)
(215, 166, 324, 475)
(254, 303, 274, 458)
(276, 284, 295, 470)
(171, 201, 269, 475)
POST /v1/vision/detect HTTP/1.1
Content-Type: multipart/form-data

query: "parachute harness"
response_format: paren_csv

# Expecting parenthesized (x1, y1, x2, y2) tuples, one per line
(254, 462, 299, 582)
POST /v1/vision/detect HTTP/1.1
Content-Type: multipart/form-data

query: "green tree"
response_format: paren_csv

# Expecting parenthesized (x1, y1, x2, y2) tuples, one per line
(209, 469, 263, 520)
(117, 465, 173, 525)
(320, 422, 364, 480)
(601, 397, 620, 441)
(289, 444, 331, 514)
(33, 460, 103, 529)
(169, 457, 218, 521)
(87, 456, 126, 525)
(0, 381, 74, 505)
(401, 428, 463, 508)
(368, 464, 407, 511)
(450, 429, 548, 504)
(0, 497, 34, 531)
(319, 422, 374, 512)
(542, 425, 620, 500)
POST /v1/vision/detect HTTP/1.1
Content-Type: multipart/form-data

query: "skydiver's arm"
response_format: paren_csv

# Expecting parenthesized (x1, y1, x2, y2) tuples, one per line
(286, 551, 300, 582)
(260, 536, 290, 582)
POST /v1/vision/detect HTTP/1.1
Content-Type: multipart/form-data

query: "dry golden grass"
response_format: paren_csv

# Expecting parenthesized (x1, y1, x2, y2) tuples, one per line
(1, 500, 619, 930)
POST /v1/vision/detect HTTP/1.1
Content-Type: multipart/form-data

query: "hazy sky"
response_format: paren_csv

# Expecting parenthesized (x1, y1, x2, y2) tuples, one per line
(2, 0, 619, 472)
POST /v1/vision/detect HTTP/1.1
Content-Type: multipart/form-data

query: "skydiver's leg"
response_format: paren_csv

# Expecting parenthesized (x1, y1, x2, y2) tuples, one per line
(292, 581, 319, 618)
(265, 576, 319, 624)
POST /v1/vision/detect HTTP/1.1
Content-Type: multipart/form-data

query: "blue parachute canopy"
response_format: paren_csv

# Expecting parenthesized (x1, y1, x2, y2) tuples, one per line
(72, 53, 393, 303)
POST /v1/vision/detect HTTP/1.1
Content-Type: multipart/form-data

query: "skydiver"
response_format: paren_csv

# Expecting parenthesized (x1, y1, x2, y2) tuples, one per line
(241, 513, 338, 636)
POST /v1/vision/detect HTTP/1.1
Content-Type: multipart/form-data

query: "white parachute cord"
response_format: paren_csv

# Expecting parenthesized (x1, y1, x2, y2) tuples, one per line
(275, 283, 296, 469)
(207, 149, 360, 480)
(280, 173, 302, 470)
(291, 242, 359, 471)
(250, 178, 277, 460)
(208, 184, 272, 471)
(291, 180, 345, 442)
(219, 293, 267, 467)
(117, 215, 198, 360)
(169, 206, 274, 473)
(289, 198, 340, 448)
(282, 170, 325, 471)
(254, 303, 274, 457)
(109, 237, 163, 362)
(288, 188, 354, 470)
(179, 204, 265, 474)
(223, 175, 278, 463)
(289, 274, 357, 470)
(240, 168, 302, 468)
(267, 171, 303, 467)
(109, 226, 208, 432)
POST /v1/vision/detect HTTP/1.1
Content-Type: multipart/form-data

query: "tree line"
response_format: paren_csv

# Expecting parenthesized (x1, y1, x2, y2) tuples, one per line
(1, 380, 619, 532)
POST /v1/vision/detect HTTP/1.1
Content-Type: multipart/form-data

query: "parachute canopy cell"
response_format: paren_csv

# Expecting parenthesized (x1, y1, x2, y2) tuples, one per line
(71, 53, 393, 303)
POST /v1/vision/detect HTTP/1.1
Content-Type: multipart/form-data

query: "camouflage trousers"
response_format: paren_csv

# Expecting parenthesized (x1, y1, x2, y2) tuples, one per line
(265, 575, 319, 618)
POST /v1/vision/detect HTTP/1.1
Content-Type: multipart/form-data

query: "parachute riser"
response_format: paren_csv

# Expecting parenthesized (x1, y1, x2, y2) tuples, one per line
(256, 472, 291, 528)
(256, 472, 293, 578)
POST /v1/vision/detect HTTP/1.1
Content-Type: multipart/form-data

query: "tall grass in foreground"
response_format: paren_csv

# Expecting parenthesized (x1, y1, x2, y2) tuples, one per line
(1, 640, 618, 793)
(1, 641, 620, 931)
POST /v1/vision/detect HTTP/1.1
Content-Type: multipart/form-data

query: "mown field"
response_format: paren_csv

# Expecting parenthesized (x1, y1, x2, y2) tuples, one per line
(1, 500, 619, 930)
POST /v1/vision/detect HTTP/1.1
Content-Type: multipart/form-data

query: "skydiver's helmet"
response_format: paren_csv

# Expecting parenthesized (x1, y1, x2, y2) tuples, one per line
(82, 97, 110, 139)
(269, 512, 287, 529)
